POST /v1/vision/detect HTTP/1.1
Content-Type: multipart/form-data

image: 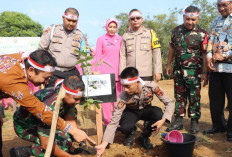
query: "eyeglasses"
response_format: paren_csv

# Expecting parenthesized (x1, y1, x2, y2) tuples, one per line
(130, 17, 142, 21)
(217, 2, 231, 8)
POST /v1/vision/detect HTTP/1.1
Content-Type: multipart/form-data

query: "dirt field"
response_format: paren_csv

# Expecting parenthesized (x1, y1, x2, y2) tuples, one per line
(2, 79, 232, 157)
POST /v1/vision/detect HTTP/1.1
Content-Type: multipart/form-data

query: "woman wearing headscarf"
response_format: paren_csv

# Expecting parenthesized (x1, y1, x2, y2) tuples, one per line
(92, 18, 122, 126)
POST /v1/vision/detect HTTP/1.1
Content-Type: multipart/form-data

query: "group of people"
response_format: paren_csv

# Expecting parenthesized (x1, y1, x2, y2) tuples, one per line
(0, 0, 232, 156)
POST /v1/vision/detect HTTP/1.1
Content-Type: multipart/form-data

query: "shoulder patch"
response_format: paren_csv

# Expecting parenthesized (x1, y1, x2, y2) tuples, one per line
(43, 27, 51, 35)
(117, 101, 125, 109)
(154, 86, 164, 97)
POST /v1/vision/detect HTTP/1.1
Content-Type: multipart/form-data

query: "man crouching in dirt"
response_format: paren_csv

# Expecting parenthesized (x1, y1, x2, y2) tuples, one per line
(11, 75, 95, 157)
(96, 67, 174, 156)
(0, 50, 92, 156)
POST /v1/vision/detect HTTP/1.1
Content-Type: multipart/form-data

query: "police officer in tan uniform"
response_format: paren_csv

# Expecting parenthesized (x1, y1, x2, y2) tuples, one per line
(39, 8, 83, 87)
(95, 67, 174, 157)
(120, 9, 162, 82)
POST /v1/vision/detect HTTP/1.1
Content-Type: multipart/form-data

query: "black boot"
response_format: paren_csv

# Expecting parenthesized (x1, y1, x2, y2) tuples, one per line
(166, 116, 183, 132)
(10, 146, 33, 157)
(190, 118, 199, 134)
(123, 126, 137, 147)
(138, 121, 153, 150)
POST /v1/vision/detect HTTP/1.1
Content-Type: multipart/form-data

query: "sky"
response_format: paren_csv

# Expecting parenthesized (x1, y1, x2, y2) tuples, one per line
(1, 0, 197, 46)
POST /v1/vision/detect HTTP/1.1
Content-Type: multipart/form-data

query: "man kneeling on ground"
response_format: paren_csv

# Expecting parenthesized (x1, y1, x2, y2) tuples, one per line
(11, 75, 95, 157)
(95, 67, 174, 157)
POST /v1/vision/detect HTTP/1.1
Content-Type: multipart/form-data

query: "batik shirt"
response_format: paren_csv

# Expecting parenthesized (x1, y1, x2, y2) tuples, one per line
(207, 14, 232, 73)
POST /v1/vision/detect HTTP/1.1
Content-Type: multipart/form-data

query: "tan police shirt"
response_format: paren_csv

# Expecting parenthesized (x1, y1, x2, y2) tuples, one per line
(39, 24, 83, 68)
(0, 54, 69, 132)
(120, 27, 162, 77)
(102, 81, 174, 144)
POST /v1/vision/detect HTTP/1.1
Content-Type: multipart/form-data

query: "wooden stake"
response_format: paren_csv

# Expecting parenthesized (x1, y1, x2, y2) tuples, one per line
(96, 104, 103, 145)
(44, 87, 66, 157)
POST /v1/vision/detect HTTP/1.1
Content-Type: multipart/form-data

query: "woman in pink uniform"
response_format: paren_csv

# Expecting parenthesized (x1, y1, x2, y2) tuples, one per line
(93, 18, 122, 125)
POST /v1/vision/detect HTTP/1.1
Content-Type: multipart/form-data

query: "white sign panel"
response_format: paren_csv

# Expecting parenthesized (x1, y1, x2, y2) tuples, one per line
(82, 74, 112, 97)
(0, 37, 40, 55)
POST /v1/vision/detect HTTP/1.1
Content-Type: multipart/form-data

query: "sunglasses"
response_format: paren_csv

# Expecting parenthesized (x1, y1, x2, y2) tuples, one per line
(130, 17, 142, 21)
(217, 2, 231, 8)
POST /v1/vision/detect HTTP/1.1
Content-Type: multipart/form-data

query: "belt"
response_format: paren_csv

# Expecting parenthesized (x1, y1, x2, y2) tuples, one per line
(55, 67, 75, 72)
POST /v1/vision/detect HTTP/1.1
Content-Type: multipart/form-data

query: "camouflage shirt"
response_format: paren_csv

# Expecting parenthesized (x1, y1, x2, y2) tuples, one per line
(14, 86, 77, 129)
(170, 24, 208, 74)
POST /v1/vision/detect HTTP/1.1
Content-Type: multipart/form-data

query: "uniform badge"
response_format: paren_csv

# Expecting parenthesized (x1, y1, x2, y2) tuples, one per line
(74, 35, 80, 40)
(154, 87, 164, 97)
(117, 101, 125, 109)
(44, 27, 51, 34)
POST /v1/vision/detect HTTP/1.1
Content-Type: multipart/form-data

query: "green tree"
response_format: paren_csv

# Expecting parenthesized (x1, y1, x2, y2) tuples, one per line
(171, 0, 218, 32)
(0, 11, 43, 37)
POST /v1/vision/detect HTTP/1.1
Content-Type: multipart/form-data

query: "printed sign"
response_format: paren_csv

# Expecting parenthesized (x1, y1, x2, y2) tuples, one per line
(0, 37, 40, 55)
(82, 74, 116, 103)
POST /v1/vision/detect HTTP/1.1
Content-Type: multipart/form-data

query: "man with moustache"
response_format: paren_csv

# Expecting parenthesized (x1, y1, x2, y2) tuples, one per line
(166, 6, 208, 134)
(203, 0, 232, 141)
(39, 8, 84, 87)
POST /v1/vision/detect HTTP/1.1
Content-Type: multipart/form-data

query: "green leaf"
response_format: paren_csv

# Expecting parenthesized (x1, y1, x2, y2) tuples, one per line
(76, 59, 86, 64)
(81, 64, 87, 68)
(87, 63, 92, 67)
(93, 101, 100, 109)
(87, 98, 94, 103)
(86, 56, 93, 60)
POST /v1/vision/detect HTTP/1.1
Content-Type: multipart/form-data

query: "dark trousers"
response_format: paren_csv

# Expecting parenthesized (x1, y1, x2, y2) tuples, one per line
(118, 106, 163, 135)
(209, 72, 232, 132)
(46, 68, 80, 88)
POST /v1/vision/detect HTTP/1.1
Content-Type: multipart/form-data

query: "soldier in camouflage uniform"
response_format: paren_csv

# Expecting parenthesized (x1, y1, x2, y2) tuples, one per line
(165, 6, 208, 134)
(12, 76, 93, 157)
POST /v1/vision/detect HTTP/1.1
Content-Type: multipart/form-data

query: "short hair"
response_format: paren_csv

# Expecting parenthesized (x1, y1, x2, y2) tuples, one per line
(24, 49, 57, 74)
(129, 9, 141, 14)
(65, 8, 79, 16)
(120, 67, 139, 79)
(185, 6, 200, 13)
(63, 75, 85, 91)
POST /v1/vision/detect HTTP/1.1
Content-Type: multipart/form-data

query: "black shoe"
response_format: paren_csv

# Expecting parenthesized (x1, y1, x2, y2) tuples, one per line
(123, 134, 134, 146)
(123, 126, 137, 147)
(138, 135, 153, 150)
(10, 146, 33, 157)
(203, 127, 227, 135)
(166, 116, 183, 132)
(190, 118, 199, 134)
(227, 132, 232, 142)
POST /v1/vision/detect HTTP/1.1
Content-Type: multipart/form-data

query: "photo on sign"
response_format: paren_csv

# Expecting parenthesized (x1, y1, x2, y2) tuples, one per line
(81, 74, 116, 103)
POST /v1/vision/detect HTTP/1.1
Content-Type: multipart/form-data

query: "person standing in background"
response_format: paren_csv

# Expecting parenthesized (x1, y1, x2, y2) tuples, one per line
(92, 18, 122, 126)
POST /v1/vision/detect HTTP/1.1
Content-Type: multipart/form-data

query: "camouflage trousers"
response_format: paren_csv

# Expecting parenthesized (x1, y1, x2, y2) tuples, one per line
(173, 69, 201, 119)
(13, 109, 72, 157)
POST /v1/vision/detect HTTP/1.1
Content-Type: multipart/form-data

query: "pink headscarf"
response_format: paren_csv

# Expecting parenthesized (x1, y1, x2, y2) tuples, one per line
(105, 18, 118, 30)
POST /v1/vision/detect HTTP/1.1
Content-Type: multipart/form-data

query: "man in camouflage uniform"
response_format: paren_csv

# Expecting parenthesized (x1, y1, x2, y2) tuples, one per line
(39, 8, 86, 87)
(12, 76, 94, 157)
(95, 67, 174, 157)
(166, 6, 208, 134)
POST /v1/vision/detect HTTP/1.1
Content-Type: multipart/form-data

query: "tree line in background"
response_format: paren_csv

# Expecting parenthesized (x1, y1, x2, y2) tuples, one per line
(115, 0, 218, 79)
(0, 0, 217, 79)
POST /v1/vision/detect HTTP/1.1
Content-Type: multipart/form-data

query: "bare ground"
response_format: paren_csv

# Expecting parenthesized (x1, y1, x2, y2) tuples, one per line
(2, 79, 232, 157)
